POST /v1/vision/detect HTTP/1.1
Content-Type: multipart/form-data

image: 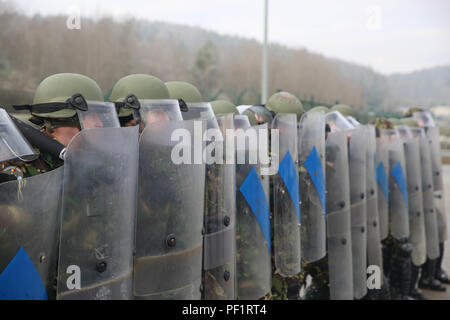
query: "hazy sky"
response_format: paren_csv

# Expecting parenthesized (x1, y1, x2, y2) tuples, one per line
(11, 0, 450, 75)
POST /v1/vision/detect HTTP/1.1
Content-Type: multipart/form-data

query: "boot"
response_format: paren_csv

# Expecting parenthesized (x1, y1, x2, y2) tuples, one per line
(435, 242, 450, 284)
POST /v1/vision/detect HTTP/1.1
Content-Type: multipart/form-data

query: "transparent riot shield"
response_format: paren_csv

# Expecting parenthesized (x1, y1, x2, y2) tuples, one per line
(0, 167, 63, 300)
(376, 130, 390, 240)
(386, 129, 409, 240)
(325, 111, 355, 133)
(427, 127, 447, 242)
(234, 115, 251, 130)
(397, 126, 426, 266)
(347, 126, 368, 299)
(133, 121, 205, 300)
(0, 109, 37, 162)
(139, 99, 183, 124)
(298, 111, 326, 263)
(365, 125, 383, 283)
(236, 123, 272, 300)
(77, 102, 121, 129)
(272, 114, 301, 277)
(239, 106, 274, 127)
(325, 131, 353, 300)
(411, 128, 440, 260)
(57, 126, 139, 300)
(202, 114, 236, 300)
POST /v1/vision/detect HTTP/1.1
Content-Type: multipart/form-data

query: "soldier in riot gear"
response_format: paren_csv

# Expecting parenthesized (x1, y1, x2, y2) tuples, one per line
(11, 74, 105, 175)
(326, 111, 368, 300)
(412, 110, 450, 288)
(171, 82, 237, 300)
(396, 119, 428, 300)
(372, 119, 414, 300)
(265, 92, 303, 300)
(1, 73, 136, 300)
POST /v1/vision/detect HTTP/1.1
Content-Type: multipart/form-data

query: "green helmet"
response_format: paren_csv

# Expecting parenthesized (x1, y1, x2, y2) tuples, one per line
(109, 74, 170, 117)
(331, 104, 356, 118)
(32, 73, 104, 119)
(265, 92, 304, 121)
(308, 106, 329, 114)
(400, 117, 420, 128)
(210, 100, 239, 116)
(370, 118, 394, 130)
(404, 107, 424, 118)
(165, 81, 203, 103)
(388, 118, 402, 127)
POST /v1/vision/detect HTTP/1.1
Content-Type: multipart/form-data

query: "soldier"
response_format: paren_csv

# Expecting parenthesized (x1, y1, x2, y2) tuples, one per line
(373, 119, 413, 300)
(1, 73, 135, 300)
(344, 112, 385, 300)
(298, 107, 329, 300)
(170, 81, 237, 301)
(412, 110, 450, 288)
(326, 110, 368, 300)
(396, 119, 428, 299)
(265, 92, 304, 300)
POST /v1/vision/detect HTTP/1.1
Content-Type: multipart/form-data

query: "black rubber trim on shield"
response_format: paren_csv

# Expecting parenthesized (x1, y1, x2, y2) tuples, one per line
(203, 227, 236, 270)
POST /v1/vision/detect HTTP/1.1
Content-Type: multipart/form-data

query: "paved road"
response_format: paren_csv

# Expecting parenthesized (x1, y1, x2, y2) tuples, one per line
(422, 165, 450, 300)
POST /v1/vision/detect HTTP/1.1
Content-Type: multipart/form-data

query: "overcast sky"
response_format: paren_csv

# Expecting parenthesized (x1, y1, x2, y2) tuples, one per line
(11, 0, 450, 75)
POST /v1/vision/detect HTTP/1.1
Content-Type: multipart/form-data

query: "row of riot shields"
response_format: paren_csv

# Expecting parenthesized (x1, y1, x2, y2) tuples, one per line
(1, 100, 446, 300)
(414, 112, 448, 243)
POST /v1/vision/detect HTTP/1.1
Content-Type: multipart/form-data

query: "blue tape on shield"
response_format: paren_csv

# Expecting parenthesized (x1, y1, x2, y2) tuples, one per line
(278, 151, 301, 222)
(376, 161, 389, 203)
(240, 167, 271, 253)
(392, 161, 408, 207)
(0, 247, 47, 300)
(304, 146, 326, 212)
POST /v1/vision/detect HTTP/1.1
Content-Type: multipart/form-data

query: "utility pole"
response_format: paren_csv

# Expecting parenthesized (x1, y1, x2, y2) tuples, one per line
(261, 0, 269, 104)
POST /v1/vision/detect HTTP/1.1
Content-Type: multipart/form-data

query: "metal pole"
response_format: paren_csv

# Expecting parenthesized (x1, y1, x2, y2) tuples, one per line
(261, 0, 269, 104)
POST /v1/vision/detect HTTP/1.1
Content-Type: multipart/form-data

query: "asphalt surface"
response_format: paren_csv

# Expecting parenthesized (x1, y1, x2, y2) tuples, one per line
(421, 164, 450, 300)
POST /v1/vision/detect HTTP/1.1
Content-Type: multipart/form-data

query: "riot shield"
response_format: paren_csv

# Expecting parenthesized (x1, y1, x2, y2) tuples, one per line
(139, 99, 183, 125)
(234, 115, 251, 130)
(347, 126, 368, 299)
(325, 131, 353, 300)
(0, 167, 63, 300)
(386, 130, 409, 240)
(364, 125, 383, 282)
(236, 123, 272, 300)
(376, 130, 390, 240)
(0, 109, 37, 162)
(57, 126, 139, 300)
(298, 111, 326, 263)
(411, 128, 440, 260)
(271, 114, 301, 277)
(133, 121, 205, 300)
(397, 126, 426, 266)
(427, 127, 447, 242)
(77, 102, 121, 129)
(238, 106, 274, 126)
(202, 114, 237, 300)
(325, 111, 355, 133)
